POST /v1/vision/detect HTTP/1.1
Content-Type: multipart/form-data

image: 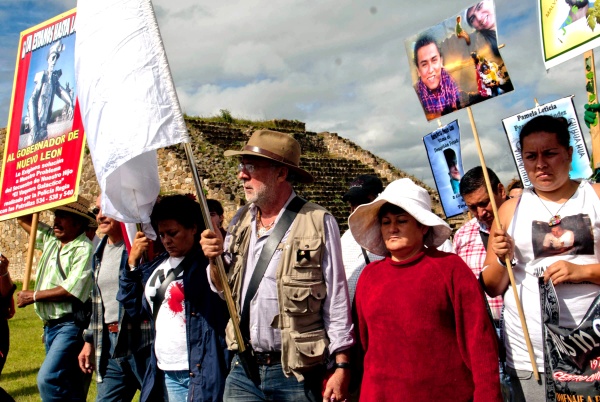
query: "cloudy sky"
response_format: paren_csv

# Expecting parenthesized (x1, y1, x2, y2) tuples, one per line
(0, 0, 595, 188)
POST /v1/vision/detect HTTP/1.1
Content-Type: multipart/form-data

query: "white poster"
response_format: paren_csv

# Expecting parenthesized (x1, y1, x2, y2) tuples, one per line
(501, 96, 592, 187)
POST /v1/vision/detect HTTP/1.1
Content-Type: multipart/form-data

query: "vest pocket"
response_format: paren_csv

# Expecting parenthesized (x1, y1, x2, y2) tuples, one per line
(294, 239, 323, 268)
(289, 328, 329, 370)
(282, 282, 327, 315)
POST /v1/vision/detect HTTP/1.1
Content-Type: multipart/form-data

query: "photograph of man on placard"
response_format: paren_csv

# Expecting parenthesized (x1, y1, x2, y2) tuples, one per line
(19, 34, 76, 149)
(405, 0, 513, 121)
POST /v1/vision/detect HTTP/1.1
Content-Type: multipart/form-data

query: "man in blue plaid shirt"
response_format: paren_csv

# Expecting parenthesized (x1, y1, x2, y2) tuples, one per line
(77, 196, 152, 401)
(414, 34, 461, 120)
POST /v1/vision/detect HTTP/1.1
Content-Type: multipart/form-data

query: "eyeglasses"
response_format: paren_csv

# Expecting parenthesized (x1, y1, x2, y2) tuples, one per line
(91, 207, 100, 216)
(237, 163, 272, 173)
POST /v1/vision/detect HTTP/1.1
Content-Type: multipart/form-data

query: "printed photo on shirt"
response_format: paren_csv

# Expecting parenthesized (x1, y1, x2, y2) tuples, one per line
(404, 0, 513, 121)
(531, 214, 594, 259)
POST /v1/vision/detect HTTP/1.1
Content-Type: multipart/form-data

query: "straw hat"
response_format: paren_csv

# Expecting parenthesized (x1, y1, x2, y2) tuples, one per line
(349, 178, 451, 255)
(86, 211, 98, 229)
(52, 196, 97, 225)
(224, 129, 314, 183)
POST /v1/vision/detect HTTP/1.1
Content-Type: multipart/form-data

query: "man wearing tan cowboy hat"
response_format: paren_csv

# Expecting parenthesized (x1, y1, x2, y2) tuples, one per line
(201, 129, 354, 402)
(17, 196, 95, 401)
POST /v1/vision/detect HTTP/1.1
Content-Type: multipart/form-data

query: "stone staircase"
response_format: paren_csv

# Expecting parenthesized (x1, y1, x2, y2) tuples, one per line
(176, 119, 465, 232)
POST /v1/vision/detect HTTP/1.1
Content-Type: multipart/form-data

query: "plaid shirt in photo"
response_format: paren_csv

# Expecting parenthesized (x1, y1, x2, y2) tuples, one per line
(416, 68, 460, 116)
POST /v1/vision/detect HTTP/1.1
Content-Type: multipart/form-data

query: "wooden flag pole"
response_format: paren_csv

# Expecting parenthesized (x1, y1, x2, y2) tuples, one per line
(22, 212, 39, 291)
(467, 107, 540, 381)
(181, 143, 246, 355)
(584, 50, 600, 169)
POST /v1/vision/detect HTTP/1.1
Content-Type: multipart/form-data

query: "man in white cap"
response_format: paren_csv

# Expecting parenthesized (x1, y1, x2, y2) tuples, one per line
(201, 129, 354, 402)
(17, 196, 94, 401)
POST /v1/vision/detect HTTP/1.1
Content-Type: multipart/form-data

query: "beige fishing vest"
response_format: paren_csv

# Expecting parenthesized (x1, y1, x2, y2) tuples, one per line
(224, 201, 330, 380)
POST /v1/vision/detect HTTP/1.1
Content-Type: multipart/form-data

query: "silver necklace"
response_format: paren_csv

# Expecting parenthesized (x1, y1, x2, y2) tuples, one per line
(533, 188, 577, 227)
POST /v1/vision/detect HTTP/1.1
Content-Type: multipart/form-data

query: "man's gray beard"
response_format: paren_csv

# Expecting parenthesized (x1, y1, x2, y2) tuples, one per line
(565, 0, 589, 8)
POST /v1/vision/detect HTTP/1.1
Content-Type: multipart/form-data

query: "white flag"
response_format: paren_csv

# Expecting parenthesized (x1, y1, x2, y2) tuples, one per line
(75, 0, 189, 223)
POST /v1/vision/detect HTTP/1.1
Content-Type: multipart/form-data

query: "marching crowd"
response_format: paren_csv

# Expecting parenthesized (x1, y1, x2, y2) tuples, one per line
(1, 114, 599, 401)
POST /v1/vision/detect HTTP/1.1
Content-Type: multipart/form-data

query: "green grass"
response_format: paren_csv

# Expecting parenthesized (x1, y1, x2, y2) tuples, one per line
(1, 282, 99, 401)
(186, 112, 285, 129)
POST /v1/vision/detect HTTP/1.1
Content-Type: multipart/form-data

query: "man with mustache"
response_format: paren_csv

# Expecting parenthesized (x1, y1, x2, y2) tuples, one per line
(453, 167, 506, 322)
(16, 197, 95, 401)
(414, 34, 460, 120)
(201, 130, 354, 402)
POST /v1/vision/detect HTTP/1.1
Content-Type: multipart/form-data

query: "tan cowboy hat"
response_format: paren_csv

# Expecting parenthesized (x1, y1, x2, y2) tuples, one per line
(349, 178, 451, 255)
(224, 129, 314, 183)
(52, 195, 97, 225)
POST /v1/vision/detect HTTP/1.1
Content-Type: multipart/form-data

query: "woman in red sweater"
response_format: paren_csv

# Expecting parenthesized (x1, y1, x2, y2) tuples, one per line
(348, 178, 502, 401)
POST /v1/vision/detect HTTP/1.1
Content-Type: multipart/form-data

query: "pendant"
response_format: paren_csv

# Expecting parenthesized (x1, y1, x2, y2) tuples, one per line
(548, 215, 562, 227)
(257, 227, 268, 238)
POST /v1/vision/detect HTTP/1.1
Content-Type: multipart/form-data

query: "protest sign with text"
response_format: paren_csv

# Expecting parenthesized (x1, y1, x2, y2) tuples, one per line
(501, 96, 592, 188)
(423, 120, 468, 218)
(0, 8, 84, 221)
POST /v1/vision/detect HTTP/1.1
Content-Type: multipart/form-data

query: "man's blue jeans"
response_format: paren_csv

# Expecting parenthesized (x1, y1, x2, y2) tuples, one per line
(223, 354, 321, 402)
(38, 321, 86, 402)
(96, 331, 150, 402)
(163, 370, 190, 401)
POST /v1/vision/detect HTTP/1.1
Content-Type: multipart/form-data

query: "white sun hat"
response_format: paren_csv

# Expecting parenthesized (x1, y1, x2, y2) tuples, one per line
(348, 178, 452, 256)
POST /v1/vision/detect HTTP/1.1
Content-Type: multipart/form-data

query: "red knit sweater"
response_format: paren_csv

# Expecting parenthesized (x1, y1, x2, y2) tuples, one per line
(355, 248, 502, 401)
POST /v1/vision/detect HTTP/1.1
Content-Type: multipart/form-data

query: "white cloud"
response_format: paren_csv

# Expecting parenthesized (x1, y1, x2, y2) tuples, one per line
(2, 0, 599, 190)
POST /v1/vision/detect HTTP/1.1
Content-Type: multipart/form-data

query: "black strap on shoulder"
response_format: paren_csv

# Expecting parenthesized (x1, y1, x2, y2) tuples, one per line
(360, 247, 370, 265)
(240, 196, 307, 341)
(152, 252, 195, 322)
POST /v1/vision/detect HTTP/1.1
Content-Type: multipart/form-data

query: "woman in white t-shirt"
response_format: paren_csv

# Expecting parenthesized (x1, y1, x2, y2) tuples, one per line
(482, 115, 600, 402)
(120, 195, 230, 402)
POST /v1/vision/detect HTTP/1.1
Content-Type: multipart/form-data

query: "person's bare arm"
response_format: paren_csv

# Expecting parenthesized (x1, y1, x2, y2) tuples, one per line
(322, 349, 351, 402)
(481, 198, 518, 297)
(17, 286, 74, 308)
(78, 342, 95, 374)
(0, 255, 14, 298)
(127, 232, 149, 269)
(16, 214, 34, 233)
